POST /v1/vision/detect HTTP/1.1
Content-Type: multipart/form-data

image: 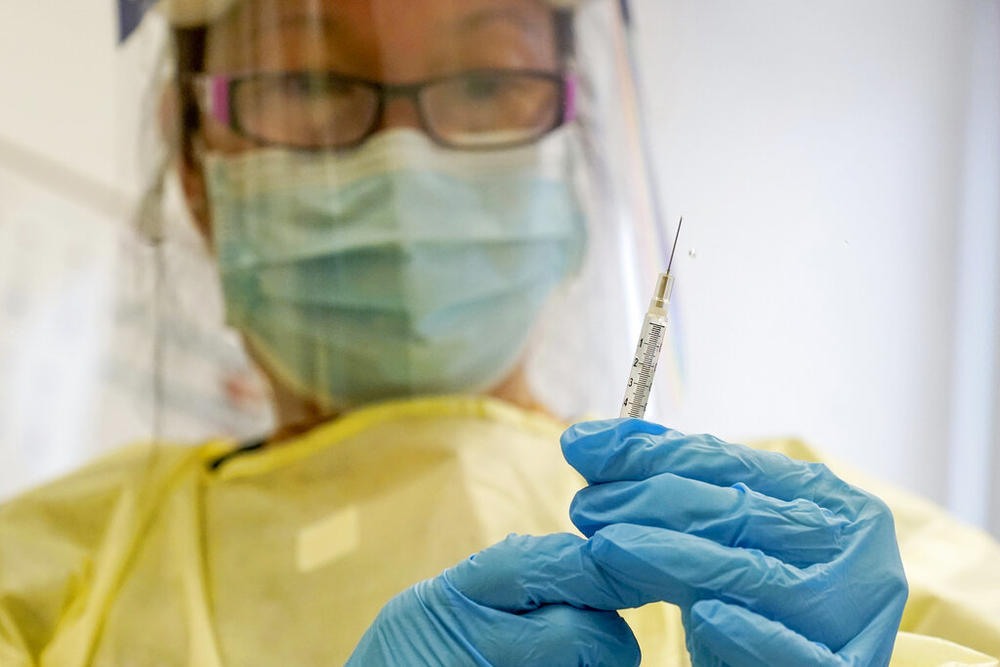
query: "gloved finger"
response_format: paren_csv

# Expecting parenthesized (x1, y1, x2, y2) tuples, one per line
(688, 599, 838, 667)
(681, 606, 729, 667)
(445, 532, 650, 612)
(480, 605, 641, 667)
(686, 637, 729, 667)
(588, 523, 802, 612)
(561, 419, 861, 516)
(571, 475, 847, 567)
(448, 529, 802, 620)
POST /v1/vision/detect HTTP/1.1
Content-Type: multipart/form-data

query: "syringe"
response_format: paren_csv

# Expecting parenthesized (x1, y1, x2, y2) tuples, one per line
(620, 217, 683, 419)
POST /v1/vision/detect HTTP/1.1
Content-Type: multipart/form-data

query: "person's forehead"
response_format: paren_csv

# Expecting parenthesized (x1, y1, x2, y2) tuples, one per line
(205, 0, 558, 75)
(216, 0, 554, 38)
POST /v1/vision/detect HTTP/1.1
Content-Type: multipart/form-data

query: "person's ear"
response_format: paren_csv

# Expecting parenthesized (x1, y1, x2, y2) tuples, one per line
(160, 83, 213, 244)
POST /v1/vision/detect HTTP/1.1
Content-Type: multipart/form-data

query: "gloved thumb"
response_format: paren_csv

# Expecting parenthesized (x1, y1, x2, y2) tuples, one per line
(445, 532, 648, 612)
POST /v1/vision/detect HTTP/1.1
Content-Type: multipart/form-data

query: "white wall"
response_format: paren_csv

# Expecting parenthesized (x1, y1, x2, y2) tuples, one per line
(632, 0, 1000, 531)
(0, 0, 121, 494)
(0, 0, 119, 188)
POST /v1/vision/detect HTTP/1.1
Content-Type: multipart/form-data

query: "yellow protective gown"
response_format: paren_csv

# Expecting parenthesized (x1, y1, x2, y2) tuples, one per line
(0, 396, 997, 666)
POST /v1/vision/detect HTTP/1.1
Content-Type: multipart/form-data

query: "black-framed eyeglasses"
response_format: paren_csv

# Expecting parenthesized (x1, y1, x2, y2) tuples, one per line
(190, 68, 577, 152)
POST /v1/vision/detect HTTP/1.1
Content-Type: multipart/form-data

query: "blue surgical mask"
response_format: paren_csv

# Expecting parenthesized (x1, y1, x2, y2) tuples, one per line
(204, 129, 587, 408)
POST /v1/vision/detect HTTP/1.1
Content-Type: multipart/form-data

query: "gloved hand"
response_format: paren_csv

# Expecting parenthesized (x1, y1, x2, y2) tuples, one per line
(346, 533, 641, 666)
(561, 418, 909, 667)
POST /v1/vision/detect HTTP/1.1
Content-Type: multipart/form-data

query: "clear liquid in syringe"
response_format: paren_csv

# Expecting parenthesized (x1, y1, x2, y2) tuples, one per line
(621, 313, 667, 418)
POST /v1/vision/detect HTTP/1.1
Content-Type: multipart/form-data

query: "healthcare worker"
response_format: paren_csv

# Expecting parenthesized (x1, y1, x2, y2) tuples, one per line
(1, 0, 999, 665)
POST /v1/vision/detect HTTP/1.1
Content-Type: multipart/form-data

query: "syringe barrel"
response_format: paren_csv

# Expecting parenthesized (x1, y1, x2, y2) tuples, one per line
(619, 311, 669, 419)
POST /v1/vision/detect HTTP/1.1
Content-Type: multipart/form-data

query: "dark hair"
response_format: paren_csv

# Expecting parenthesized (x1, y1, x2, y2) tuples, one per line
(172, 26, 207, 163)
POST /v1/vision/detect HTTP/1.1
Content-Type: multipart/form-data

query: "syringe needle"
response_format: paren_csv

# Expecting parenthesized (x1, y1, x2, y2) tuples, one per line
(666, 216, 684, 275)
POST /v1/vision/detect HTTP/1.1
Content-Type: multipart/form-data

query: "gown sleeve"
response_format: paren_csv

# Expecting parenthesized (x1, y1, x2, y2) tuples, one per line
(0, 445, 201, 666)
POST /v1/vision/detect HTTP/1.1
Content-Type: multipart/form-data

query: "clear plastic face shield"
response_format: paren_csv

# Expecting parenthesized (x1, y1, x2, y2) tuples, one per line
(136, 0, 673, 437)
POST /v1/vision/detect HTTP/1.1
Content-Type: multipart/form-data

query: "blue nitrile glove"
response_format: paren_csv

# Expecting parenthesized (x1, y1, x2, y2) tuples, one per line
(561, 418, 909, 667)
(346, 533, 641, 666)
